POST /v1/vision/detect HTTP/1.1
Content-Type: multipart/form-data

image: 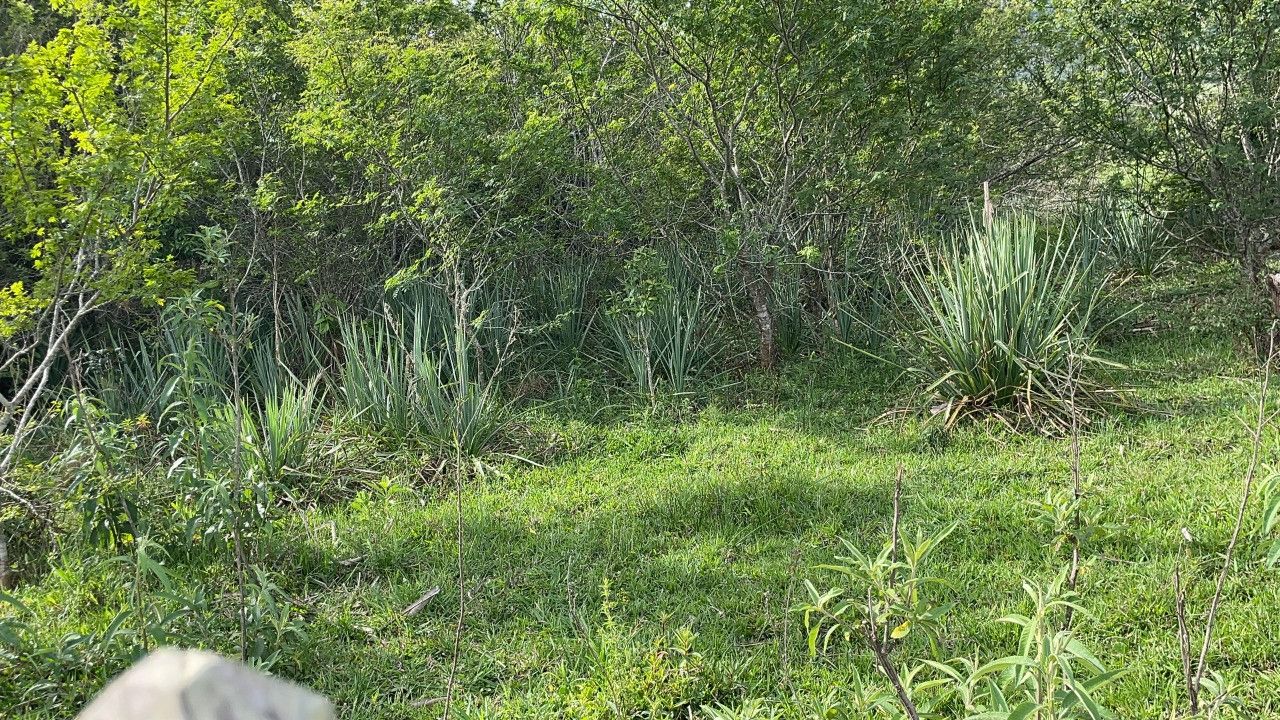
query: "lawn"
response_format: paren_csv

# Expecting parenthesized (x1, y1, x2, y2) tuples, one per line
(6, 261, 1280, 719)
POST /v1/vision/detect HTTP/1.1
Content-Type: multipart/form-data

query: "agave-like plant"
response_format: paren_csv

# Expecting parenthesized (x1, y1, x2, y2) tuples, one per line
(652, 283, 711, 395)
(532, 261, 595, 359)
(1103, 208, 1171, 275)
(280, 291, 337, 380)
(905, 214, 1108, 429)
(602, 307, 656, 396)
(602, 257, 713, 398)
(413, 307, 505, 458)
(338, 315, 418, 440)
(337, 284, 506, 456)
(829, 241, 891, 350)
(251, 376, 323, 485)
(96, 334, 176, 422)
(771, 265, 807, 357)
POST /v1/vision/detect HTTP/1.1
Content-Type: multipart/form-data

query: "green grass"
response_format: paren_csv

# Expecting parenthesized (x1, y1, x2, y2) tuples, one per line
(5, 260, 1280, 718)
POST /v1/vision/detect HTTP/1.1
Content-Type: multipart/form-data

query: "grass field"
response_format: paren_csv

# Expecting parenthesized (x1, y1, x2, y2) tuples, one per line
(6, 260, 1280, 719)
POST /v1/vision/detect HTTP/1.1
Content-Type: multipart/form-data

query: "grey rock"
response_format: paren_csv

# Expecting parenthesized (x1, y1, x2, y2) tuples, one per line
(76, 647, 333, 720)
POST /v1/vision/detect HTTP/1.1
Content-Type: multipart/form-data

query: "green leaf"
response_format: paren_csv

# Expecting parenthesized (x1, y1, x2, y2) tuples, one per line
(974, 655, 1034, 678)
(1008, 701, 1041, 720)
(1065, 637, 1107, 672)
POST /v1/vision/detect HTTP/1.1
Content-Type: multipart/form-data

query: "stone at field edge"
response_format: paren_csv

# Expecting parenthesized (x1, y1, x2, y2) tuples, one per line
(76, 647, 334, 720)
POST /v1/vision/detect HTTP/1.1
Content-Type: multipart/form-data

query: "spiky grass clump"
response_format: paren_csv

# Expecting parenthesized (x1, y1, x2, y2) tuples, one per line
(250, 376, 324, 486)
(337, 290, 505, 457)
(905, 214, 1108, 429)
(531, 261, 594, 360)
(602, 252, 714, 398)
(1104, 209, 1171, 275)
(829, 242, 891, 350)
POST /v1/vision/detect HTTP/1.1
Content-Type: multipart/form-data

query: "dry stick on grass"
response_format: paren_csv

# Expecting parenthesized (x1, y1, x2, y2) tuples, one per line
(402, 586, 441, 617)
(1174, 568, 1194, 710)
(779, 545, 803, 691)
(1178, 325, 1277, 714)
(441, 264, 480, 720)
(0, 532, 11, 591)
(890, 465, 904, 568)
(440, 449, 466, 720)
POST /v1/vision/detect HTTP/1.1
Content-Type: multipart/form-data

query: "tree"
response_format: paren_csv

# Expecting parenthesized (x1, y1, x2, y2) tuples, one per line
(560, 0, 998, 368)
(1038, 0, 1280, 302)
(0, 0, 253, 549)
(288, 0, 578, 279)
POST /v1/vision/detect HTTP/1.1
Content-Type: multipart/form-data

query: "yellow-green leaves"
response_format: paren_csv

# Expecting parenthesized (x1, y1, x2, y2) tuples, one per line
(1, 0, 251, 311)
(0, 281, 42, 338)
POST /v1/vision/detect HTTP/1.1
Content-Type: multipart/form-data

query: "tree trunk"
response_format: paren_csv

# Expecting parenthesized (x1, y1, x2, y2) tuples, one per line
(1239, 221, 1280, 356)
(0, 528, 12, 590)
(742, 264, 777, 370)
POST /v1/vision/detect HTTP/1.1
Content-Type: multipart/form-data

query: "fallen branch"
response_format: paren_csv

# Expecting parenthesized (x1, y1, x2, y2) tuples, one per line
(402, 586, 441, 617)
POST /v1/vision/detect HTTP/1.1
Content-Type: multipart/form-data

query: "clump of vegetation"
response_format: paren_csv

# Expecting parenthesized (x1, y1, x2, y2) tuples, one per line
(802, 471, 1120, 720)
(1102, 209, 1172, 276)
(530, 261, 596, 362)
(904, 214, 1107, 429)
(339, 283, 507, 456)
(602, 250, 714, 400)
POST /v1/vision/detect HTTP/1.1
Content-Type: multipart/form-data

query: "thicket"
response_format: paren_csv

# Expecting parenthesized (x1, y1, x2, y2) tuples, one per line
(2, 0, 1279, 717)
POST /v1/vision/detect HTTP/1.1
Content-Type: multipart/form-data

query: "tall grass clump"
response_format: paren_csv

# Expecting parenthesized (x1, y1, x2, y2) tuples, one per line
(1103, 208, 1170, 275)
(93, 297, 231, 424)
(531, 261, 594, 360)
(905, 214, 1107, 429)
(337, 284, 506, 456)
(1078, 201, 1171, 275)
(602, 249, 714, 398)
(96, 335, 175, 422)
(416, 301, 507, 458)
(338, 315, 418, 440)
(771, 265, 807, 357)
(828, 241, 891, 351)
(247, 376, 323, 486)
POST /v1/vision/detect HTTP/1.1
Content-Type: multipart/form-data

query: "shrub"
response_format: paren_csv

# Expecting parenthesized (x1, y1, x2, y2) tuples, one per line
(602, 250, 714, 398)
(803, 518, 1119, 720)
(904, 214, 1106, 429)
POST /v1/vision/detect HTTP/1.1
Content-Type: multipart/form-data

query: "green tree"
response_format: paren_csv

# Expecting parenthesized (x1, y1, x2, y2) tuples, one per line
(1038, 0, 1280, 302)
(1, 0, 254, 530)
(288, 0, 578, 279)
